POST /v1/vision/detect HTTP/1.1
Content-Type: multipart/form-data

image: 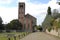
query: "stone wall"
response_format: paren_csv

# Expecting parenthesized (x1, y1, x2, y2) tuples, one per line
(58, 28, 60, 37)
(46, 29, 60, 37)
(46, 29, 58, 36)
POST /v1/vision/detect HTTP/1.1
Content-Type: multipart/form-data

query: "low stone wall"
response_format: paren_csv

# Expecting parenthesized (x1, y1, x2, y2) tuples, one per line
(46, 29, 58, 36)
(58, 28, 60, 37)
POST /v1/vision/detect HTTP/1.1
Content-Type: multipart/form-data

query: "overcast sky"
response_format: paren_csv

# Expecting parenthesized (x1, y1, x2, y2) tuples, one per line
(0, 0, 60, 25)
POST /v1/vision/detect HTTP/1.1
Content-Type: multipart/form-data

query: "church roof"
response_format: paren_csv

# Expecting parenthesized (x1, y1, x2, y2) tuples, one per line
(25, 13, 36, 19)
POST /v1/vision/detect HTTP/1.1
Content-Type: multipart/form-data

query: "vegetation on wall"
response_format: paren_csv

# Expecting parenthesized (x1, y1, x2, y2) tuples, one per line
(42, 6, 60, 32)
(58, 20, 60, 28)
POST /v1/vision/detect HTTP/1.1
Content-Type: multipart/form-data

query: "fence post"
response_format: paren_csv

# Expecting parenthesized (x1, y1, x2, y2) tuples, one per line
(14, 35, 16, 40)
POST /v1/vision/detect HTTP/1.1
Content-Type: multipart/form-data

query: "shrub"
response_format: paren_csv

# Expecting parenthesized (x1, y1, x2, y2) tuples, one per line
(48, 27, 52, 32)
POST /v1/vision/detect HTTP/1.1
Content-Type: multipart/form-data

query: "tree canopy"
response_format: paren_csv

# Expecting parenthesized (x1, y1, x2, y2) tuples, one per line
(47, 6, 51, 15)
(42, 7, 60, 32)
(0, 17, 3, 25)
(6, 19, 22, 30)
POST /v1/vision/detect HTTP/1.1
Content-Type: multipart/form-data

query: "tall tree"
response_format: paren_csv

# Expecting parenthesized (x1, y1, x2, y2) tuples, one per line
(0, 17, 3, 30)
(57, 0, 60, 5)
(47, 6, 51, 15)
(0, 17, 2, 25)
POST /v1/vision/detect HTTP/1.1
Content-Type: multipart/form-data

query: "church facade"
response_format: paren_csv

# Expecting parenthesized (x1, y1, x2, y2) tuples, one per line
(18, 2, 36, 32)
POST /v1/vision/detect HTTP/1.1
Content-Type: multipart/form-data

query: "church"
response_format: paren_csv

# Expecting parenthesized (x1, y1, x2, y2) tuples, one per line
(18, 2, 37, 32)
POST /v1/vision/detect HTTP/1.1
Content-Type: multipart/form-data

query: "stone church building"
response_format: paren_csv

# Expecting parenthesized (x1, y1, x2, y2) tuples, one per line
(18, 2, 36, 32)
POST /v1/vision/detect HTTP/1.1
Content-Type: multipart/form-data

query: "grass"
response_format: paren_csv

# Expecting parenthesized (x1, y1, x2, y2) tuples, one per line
(0, 36, 7, 40)
(0, 32, 30, 40)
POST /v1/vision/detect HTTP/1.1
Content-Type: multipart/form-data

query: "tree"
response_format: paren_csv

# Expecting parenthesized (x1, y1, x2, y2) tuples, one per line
(47, 6, 51, 15)
(6, 23, 11, 30)
(0, 17, 4, 32)
(35, 25, 43, 31)
(58, 20, 60, 28)
(52, 9, 59, 18)
(57, 0, 60, 5)
(0, 17, 4, 30)
(0, 17, 2, 24)
(6, 19, 22, 30)
(42, 6, 52, 31)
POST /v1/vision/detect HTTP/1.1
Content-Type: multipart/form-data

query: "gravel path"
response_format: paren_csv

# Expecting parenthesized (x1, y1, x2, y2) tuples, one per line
(20, 32, 60, 40)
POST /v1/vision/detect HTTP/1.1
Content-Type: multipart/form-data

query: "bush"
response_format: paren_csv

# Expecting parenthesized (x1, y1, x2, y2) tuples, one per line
(48, 27, 52, 32)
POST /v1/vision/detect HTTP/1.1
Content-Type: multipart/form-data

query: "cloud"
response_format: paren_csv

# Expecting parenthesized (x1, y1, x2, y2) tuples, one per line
(0, 7, 18, 24)
(19, 0, 26, 2)
(18, 0, 60, 25)
(0, 0, 13, 4)
(0, 0, 18, 24)
(0, 0, 59, 25)
(25, 1, 48, 25)
(48, 0, 59, 9)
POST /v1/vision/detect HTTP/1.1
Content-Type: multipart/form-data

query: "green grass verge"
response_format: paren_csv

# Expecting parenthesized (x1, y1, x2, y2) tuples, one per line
(0, 32, 30, 40)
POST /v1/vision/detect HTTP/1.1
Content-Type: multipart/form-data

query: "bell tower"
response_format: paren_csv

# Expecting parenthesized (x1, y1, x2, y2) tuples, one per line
(18, 2, 25, 31)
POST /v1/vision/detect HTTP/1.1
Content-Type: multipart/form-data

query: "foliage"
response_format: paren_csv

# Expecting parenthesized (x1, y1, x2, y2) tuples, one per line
(48, 27, 52, 32)
(42, 6, 60, 32)
(0, 17, 4, 31)
(42, 15, 53, 28)
(58, 20, 60, 28)
(36, 25, 40, 30)
(0, 32, 30, 40)
(6, 23, 12, 30)
(42, 6, 55, 31)
(47, 6, 51, 15)
(0, 17, 2, 24)
(52, 18, 60, 29)
(42, 6, 52, 29)
(6, 19, 22, 30)
(35, 25, 43, 31)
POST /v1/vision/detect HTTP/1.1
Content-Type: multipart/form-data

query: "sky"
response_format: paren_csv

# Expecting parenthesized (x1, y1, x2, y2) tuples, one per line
(0, 0, 60, 25)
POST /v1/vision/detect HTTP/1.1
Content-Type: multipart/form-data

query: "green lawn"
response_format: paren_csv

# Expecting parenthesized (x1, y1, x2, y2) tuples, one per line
(0, 32, 30, 40)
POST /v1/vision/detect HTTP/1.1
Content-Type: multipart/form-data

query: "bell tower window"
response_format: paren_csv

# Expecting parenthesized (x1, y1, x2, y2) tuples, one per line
(20, 5, 23, 8)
